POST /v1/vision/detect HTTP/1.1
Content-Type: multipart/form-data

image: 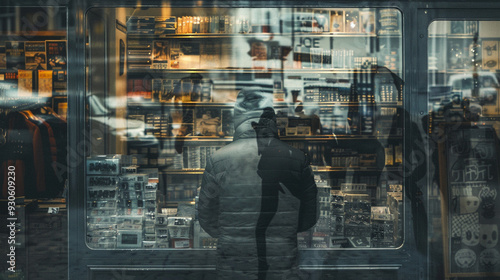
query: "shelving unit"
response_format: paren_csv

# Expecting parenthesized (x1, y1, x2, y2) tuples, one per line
(85, 6, 404, 251)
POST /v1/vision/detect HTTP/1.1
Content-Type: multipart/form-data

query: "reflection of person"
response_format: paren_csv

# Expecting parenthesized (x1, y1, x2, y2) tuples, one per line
(199, 87, 318, 280)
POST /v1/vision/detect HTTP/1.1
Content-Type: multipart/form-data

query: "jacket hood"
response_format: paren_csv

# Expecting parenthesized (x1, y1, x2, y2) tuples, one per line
(233, 87, 278, 140)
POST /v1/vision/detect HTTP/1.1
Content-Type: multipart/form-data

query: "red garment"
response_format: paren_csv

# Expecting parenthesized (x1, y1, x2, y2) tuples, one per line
(1, 112, 46, 198)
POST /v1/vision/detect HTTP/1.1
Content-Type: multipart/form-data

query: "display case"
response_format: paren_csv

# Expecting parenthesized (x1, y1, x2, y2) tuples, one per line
(63, 2, 436, 279)
(85, 6, 404, 251)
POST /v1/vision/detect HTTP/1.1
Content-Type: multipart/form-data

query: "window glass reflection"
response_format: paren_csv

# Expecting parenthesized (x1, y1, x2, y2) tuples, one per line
(428, 20, 500, 277)
(85, 7, 404, 251)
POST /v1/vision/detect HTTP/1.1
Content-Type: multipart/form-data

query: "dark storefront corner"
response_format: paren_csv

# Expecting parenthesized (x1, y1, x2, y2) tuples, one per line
(1, 1, 500, 279)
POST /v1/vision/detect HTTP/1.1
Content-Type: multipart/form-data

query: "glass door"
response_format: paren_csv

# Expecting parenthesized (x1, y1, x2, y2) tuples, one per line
(427, 18, 500, 279)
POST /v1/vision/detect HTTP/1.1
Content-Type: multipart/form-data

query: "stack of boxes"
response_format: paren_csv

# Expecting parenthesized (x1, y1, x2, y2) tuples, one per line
(155, 209, 196, 249)
(86, 156, 403, 249)
(310, 179, 332, 248)
(388, 190, 403, 246)
(342, 183, 372, 248)
(167, 217, 193, 249)
(127, 39, 153, 70)
(154, 17, 177, 35)
(370, 206, 395, 248)
(155, 210, 175, 249)
(86, 156, 121, 249)
(127, 17, 155, 35)
(193, 221, 217, 249)
(330, 190, 346, 247)
(86, 155, 159, 249)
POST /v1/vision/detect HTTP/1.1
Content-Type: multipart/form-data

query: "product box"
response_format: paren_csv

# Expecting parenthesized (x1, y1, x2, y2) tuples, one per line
(38, 69, 53, 97)
(155, 16, 176, 35)
(344, 10, 359, 33)
(297, 230, 311, 248)
(17, 69, 34, 96)
(330, 236, 349, 248)
(311, 231, 330, 248)
(251, 41, 267, 69)
(127, 40, 152, 69)
(167, 217, 193, 248)
(371, 206, 394, 221)
(87, 236, 116, 249)
(178, 42, 200, 69)
(341, 183, 367, 194)
(330, 11, 344, 32)
(200, 42, 220, 69)
(155, 226, 170, 248)
(0, 46, 6, 69)
(344, 193, 371, 214)
(127, 16, 155, 35)
(6, 41, 25, 70)
(331, 190, 345, 214)
(86, 155, 122, 175)
(482, 41, 499, 70)
(193, 221, 217, 248)
(116, 216, 143, 230)
(117, 229, 143, 248)
(167, 217, 192, 238)
(87, 185, 118, 201)
(152, 40, 169, 69)
(312, 10, 330, 33)
(46, 40, 67, 70)
(294, 8, 314, 33)
(378, 9, 400, 35)
(348, 236, 371, 248)
(25, 41, 46, 70)
(195, 107, 221, 136)
(331, 214, 345, 236)
(221, 109, 234, 137)
(52, 70, 67, 96)
(359, 10, 376, 34)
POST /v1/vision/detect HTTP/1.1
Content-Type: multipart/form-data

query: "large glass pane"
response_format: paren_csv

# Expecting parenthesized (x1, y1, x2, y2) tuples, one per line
(85, 7, 403, 253)
(0, 6, 67, 279)
(428, 21, 500, 278)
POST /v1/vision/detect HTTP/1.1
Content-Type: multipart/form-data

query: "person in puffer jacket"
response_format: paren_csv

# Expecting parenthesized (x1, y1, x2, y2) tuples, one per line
(198, 87, 319, 280)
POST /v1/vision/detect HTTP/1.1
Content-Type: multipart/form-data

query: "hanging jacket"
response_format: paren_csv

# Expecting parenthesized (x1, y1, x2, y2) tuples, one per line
(35, 109, 67, 196)
(199, 87, 318, 280)
(1, 112, 46, 198)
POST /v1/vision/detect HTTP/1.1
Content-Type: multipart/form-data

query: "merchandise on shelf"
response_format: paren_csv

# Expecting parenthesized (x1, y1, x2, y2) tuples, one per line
(116, 7, 404, 252)
(86, 155, 160, 249)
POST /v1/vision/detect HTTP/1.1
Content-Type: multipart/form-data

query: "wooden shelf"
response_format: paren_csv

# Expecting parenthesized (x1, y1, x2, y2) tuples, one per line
(127, 68, 399, 75)
(313, 166, 401, 173)
(0, 30, 66, 37)
(126, 134, 402, 143)
(159, 166, 402, 174)
(429, 34, 476, 39)
(127, 32, 400, 40)
(127, 101, 402, 108)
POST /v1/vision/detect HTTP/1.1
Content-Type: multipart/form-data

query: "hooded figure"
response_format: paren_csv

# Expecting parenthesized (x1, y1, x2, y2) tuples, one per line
(199, 87, 319, 280)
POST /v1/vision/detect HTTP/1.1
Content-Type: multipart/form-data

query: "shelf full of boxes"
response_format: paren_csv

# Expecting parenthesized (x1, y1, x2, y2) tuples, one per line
(0, 33, 68, 118)
(84, 7, 404, 250)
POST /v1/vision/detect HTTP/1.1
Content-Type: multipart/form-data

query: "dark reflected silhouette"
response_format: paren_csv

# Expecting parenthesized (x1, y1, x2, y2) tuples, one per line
(172, 73, 203, 154)
(198, 87, 318, 280)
